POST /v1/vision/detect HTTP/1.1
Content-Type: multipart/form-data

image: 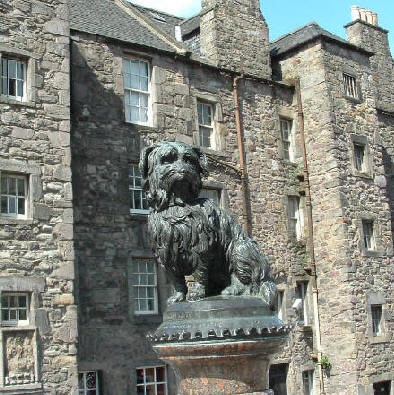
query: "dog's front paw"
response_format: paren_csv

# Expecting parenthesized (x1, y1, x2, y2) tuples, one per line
(186, 282, 206, 301)
(167, 292, 186, 304)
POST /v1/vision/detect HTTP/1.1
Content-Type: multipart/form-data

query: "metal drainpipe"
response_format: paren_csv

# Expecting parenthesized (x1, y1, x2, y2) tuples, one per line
(294, 79, 325, 394)
(233, 75, 253, 236)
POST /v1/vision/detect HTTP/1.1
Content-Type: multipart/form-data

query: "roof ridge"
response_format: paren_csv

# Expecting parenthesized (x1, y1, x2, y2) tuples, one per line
(180, 13, 200, 26)
(129, 1, 185, 21)
(271, 22, 320, 44)
(115, 0, 188, 54)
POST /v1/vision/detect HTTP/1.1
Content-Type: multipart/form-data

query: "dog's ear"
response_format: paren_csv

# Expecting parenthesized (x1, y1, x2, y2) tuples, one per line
(139, 144, 157, 190)
(193, 147, 209, 177)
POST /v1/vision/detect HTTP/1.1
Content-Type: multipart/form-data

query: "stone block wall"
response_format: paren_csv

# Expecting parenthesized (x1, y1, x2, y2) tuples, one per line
(0, 0, 77, 393)
(200, 0, 271, 78)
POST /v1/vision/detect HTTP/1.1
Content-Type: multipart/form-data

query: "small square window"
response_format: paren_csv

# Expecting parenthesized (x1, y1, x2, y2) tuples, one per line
(373, 380, 391, 395)
(362, 220, 375, 251)
(288, 196, 304, 240)
(280, 118, 293, 161)
(131, 259, 158, 315)
(1, 173, 28, 218)
(78, 371, 100, 395)
(136, 366, 167, 395)
(123, 59, 150, 124)
(129, 164, 149, 214)
(277, 290, 284, 321)
(295, 282, 309, 325)
(302, 370, 314, 395)
(353, 143, 365, 172)
(1, 293, 29, 327)
(371, 305, 383, 337)
(199, 188, 220, 206)
(1, 57, 26, 101)
(343, 73, 358, 99)
(197, 101, 216, 150)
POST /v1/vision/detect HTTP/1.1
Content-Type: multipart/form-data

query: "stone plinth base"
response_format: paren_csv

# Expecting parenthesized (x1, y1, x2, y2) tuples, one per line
(149, 297, 290, 395)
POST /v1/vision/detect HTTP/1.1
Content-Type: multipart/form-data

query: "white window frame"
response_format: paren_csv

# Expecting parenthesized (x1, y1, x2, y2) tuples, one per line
(302, 370, 314, 395)
(131, 259, 158, 315)
(288, 196, 304, 240)
(371, 305, 383, 337)
(78, 371, 100, 395)
(0, 173, 28, 219)
(362, 220, 375, 251)
(1, 292, 29, 327)
(197, 101, 216, 150)
(280, 117, 294, 161)
(136, 365, 167, 395)
(123, 58, 151, 125)
(296, 281, 309, 326)
(1, 57, 26, 101)
(343, 73, 358, 99)
(129, 164, 149, 214)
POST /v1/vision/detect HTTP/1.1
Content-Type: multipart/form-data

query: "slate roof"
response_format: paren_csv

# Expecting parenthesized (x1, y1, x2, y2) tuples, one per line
(68, 0, 181, 53)
(270, 22, 368, 57)
(180, 14, 200, 37)
(130, 3, 184, 39)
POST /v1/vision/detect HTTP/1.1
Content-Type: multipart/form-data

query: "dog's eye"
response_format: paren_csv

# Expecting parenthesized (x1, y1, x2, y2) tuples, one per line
(184, 154, 197, 165)
(161, 153, 176, 164)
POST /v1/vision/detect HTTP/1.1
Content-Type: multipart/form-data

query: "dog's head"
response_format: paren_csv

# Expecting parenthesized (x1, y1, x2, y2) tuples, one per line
(139, 141, 208, 211)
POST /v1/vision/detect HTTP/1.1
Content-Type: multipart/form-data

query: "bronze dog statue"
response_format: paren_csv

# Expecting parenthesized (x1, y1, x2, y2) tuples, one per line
(140, 141, 276, 307)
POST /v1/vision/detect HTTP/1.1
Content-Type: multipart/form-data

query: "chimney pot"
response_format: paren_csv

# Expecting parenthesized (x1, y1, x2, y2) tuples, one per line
(351, 6, 360, 21)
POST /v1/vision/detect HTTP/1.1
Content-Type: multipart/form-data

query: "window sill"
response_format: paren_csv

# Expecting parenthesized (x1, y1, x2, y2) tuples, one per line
(0, 97, 36, 108)
(200, 147, 227, 159)
(352, 170, 373, 180)
(296, 324, 313, 333)
(125, 122, 156, 132)
(344, 95, 362, 104)
(361, 249, 378, 258)
(131, 314, 163, 325)
(0, 325, 35, 332)
(369, 334, 390, 344)
(0, 217, 33, 225)
(0, 383, 42, 394)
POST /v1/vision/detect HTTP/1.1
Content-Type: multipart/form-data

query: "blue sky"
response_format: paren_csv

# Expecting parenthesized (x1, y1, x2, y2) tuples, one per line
(130, 0, 393, 54)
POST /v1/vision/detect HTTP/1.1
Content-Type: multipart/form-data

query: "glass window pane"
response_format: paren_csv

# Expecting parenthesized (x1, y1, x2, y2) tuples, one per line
(9, 177, 16, 195)
(145, 368, 155, 383)
(2, 310, 9, 321)
(130, 61, 140, 75)
(1, 196, 8, 213)
(2, 59, 7, 77)
(130, 92, 139, 106)
(8, 79, 16, 96)
(18, 197, 25, 215)
(140, 107, 148, 123)
(129, 75, 140, 90)
(18, 295, 27, 307)
(157, 384, 166, 395)
(156, 367, 165, 382)
(139, 299, 148, 311)
(9, 310, 17, 320)
(139, 61, 148, 76)
(140, 77, 148, 92)
(8, 60, 16, 78)
(10, 296, 17, 307)
(8, 196, 16, 214)
(17, 79, 24, 97)
(19, 309, 27, 320)
(2, 296, 9, 307)
(1, 76, 7, 95)
(17, 178, 25, 196)
(131, 107, 139, 122)
(140, 93, 148, 107)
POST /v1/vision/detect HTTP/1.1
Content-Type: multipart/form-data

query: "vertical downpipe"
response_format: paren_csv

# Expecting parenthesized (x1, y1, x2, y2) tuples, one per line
(295, 79, 325, 394)
(233, 75, 253, 236)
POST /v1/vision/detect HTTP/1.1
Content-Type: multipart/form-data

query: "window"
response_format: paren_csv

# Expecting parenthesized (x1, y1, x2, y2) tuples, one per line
(371, 305, 383, 336)
(302, 370, 314, 395)
(343, 73, 358, 99)
(277, 290, 284, 321)
(1, 57, 26, 101)
(1, 173, 27, 217)
(295, 282, 309, 325)
(129, 164, 149, 214)
(269, 363, 288, 395)
(197, 101, 216, 149)
(288, 196, 304, 239)
(373, 381, 391, 395)
(353, 143, 365, 172)
(199, 187, 220, 206)
(1, 293, 29, 327)
(79, 371, 100, 395)
(131, 259, 158, 315)
(362, 220, 375, 251)
(123, 59, 150, 124)
(136, 366, 167, 395)
(280, 118, 293, 161)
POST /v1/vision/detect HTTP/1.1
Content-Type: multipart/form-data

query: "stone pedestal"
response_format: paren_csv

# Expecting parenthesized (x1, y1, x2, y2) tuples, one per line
(149, 296, 290, 395)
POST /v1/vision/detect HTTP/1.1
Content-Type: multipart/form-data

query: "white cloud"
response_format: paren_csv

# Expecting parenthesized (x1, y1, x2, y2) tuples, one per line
(129, 0, 201, 17)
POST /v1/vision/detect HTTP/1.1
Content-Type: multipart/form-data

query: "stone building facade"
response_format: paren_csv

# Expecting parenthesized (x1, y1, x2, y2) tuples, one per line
(1, 0, 393, 394)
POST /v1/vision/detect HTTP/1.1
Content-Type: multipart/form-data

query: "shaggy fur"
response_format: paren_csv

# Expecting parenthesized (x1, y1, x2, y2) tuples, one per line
(139, 141, 276, 306)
